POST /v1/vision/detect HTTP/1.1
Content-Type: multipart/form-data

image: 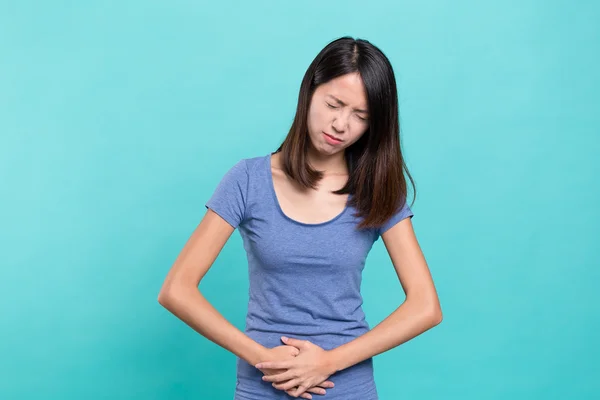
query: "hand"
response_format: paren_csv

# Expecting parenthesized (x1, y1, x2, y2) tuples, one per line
(258, 343, 335, 399)
(255, 336, 338, 398)
(258, 345, 299, 376)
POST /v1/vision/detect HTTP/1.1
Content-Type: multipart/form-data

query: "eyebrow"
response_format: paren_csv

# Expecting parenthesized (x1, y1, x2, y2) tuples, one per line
(327, 94, 369, 114)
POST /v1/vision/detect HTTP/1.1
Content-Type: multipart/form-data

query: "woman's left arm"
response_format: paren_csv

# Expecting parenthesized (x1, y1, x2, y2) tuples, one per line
(328, 217, 442, 372)
(257, 218, 442, 397)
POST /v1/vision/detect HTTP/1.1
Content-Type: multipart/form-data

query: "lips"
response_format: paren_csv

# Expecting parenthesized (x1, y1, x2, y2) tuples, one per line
(323, 132, 342, 142)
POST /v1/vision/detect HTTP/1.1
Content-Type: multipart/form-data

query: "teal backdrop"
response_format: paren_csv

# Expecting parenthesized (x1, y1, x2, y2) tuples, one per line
(1, 1, 598, 399)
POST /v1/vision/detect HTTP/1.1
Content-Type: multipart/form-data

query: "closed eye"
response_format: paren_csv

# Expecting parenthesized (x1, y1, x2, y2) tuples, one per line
(327, 101, 368, 121)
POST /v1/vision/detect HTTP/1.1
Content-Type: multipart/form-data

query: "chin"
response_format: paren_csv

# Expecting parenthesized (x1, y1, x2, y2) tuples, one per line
(308, 135, 344, 156)
(320, 145, 344, 156)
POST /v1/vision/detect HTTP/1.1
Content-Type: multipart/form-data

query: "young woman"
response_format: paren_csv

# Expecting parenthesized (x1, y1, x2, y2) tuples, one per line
(158, 36, 442, 400)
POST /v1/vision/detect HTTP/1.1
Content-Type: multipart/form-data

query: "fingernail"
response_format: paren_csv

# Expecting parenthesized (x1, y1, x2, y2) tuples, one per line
(282, 336, 288, 341)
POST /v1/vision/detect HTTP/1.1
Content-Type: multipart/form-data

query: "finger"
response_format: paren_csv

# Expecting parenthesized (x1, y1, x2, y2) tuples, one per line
(282, 336, 309, 349)
(306, 386, 327, 395)
(255, 361, 291, 369)
(259, 368, 286, 376)
(291, 384, 310, 398)
(287, 386, 313, 399)
(273, 378, 301, 391)
(285, 345, 300, 356)
(262, 371, 294, 383)
(318, 380, 335, 388)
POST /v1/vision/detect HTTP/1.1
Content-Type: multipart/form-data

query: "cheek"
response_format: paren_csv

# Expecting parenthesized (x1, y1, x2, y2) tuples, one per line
(347, 127, 368, 144)
(309, 106, 328, 127)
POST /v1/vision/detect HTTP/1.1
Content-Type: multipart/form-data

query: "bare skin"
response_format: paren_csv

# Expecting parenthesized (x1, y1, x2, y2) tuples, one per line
(270, 152, 349, 224)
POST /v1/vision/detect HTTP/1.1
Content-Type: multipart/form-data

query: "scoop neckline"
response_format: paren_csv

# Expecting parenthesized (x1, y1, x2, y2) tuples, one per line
(266, 152, 351, 227)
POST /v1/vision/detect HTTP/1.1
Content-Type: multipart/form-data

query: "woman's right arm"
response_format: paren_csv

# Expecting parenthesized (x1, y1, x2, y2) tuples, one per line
(157, 209, 267, 366)
(159, 208, 335, 399)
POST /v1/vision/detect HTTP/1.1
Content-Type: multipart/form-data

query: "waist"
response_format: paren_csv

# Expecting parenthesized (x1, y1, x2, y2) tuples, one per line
(245, 327, 369, 351)
(246, 311, 369, 342)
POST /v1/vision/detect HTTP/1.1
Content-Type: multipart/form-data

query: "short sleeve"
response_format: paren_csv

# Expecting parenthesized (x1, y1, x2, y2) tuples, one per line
(377, 199, 414, 237)
(204, 159, 249, 229)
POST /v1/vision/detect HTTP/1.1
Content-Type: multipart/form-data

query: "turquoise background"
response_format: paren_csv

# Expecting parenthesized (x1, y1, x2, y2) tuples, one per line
(1, 1, 598, 399)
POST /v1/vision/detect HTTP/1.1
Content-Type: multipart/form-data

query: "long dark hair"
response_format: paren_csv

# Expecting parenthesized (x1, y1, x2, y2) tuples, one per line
(275, 36, 416, 231)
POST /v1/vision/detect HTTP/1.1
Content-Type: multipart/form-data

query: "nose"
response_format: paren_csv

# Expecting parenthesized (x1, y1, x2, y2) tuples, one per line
(331, 112, 350, 133)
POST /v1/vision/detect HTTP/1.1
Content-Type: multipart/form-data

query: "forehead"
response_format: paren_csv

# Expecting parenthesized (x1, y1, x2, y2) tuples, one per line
(318, 73, 367, 107)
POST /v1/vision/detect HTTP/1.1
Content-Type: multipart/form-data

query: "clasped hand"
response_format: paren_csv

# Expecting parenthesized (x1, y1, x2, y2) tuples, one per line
(255, 336, 337, 399)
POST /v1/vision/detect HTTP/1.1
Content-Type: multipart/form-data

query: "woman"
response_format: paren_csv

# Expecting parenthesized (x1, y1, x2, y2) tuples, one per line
(158, 36, 442, 399)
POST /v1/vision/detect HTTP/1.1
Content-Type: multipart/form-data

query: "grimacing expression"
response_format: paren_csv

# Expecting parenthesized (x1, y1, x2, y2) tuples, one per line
(307, 73, 370, 155)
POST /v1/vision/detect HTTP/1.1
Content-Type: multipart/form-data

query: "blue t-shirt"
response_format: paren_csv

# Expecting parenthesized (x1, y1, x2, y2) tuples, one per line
(205, 152, 413, 400)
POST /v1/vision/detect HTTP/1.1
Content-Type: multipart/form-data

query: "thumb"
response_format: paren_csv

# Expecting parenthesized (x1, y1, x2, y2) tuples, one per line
(282, 336, 306, 348)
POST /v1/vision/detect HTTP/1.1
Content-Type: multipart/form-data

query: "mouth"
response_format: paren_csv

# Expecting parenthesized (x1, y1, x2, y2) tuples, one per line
(323, 132, 343, 143)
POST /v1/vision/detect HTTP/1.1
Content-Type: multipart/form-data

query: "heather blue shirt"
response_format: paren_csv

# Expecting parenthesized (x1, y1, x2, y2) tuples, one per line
(205, 153, 413, 400)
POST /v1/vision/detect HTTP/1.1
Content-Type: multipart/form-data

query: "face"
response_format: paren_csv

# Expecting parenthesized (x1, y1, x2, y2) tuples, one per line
(307, 72, 370, 156)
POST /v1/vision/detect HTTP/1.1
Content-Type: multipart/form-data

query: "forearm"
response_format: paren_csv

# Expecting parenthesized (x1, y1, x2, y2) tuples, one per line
(158, 285, 267, 366)
(328, 298, 442, 372)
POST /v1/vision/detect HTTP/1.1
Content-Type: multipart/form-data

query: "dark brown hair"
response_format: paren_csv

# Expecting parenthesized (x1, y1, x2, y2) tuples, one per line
(275, 36, 416, 231)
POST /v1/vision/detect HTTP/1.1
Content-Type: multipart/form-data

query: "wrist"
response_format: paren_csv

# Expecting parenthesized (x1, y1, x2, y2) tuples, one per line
(248, 343, 269, 367)
(325, 349, 344, 374)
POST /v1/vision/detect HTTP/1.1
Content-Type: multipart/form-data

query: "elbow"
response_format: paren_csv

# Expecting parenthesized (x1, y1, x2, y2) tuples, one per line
(157, 287, 174, 308)
(428, 305, 443, 327)
(157, 280, 199, 309)
(425, 297, 443, 327)
(411, 295, 442, 328)
(157, 282, 182, 309)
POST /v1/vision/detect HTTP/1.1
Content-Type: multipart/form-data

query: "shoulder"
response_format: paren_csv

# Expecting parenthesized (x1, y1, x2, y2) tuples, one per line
(376, 198, 414, 238)
(210, 154, 270, 205)
(220, 153, 267, 180)
(241, 154, 268, 176)
(205, 154, 268, 229)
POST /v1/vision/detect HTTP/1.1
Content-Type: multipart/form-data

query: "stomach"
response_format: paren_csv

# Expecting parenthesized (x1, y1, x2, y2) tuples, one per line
(235, 329, 378, 399)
